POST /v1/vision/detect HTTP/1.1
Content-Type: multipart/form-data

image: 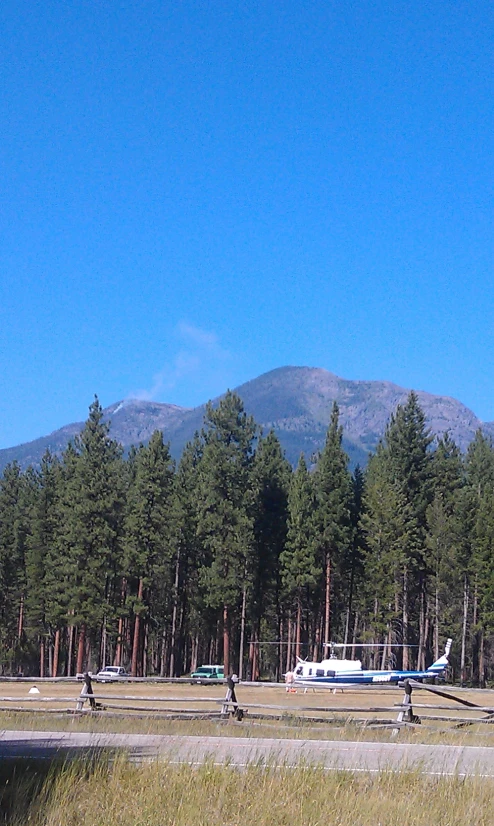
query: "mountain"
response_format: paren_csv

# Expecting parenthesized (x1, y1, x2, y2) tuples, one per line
(1, 366, 493, 473)
(0, 400, 188, 472)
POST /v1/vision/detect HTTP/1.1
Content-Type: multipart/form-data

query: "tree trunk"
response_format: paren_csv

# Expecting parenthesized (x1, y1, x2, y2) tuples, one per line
(100, 617, 107, 670)
(402, 566, 409, 670)
(372, 598, 379, 669)
(142, 620, 148, 677)
(160, 626, 168, 677)
(191, 634, 199, 673)
(434, 581, 440, 662)
(394, 581, 401, 666)
(131, 578, 144, 677)
(86, 639, 92, 675)
(295, 598, 301, 661)
(313, 622, 320, 663)
(18, 595, 24, 640)
(460, 574, 469, 684)
(114, 578, 127, 667)
(76, 624, 86, 675)
(40, 638, 45, 678)
(479, 629, 485, 689)
(472, 577, 478, 684)
(52, 629, 60, 678)
(278, 617, 283, 682)
(67, 624, 75, 677)
(169, 552, 181, 677)
(380, 624, 390, 670)
(223, 604, 230, 675)
(351, 610, 358, 660)
(344, 553, 356, 659)
(115, 616, 124, 667)
(418, 582, 426, 670)
(286, 612, 292, 674)
(177, 602, 185, 675)
(238, 584, 247, 680)
(251, 626, 259, 681)
(324, 554, 331, 644)
(342, 606, 350, 658)
(423, 607, 430, 671)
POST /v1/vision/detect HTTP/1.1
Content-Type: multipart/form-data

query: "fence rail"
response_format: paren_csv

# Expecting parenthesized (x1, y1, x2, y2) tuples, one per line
(0, 676, 227, 684)
(1, 676, 494, 734)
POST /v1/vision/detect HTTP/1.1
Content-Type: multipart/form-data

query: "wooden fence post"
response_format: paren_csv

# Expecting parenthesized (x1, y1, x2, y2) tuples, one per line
(393, 679, 421, 736)
(76, 673, 96, 711)
(221, 674, 244, 720)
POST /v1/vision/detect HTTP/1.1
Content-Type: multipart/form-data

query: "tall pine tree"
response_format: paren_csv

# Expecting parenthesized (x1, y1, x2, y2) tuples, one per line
(250, 431, 291, 679)
(196, 392, 257, 674)
(281, 454, 318, 665)
(123, 430, 175, 676)
(55, 398, 125, 674)
(313, 402, 354, 648)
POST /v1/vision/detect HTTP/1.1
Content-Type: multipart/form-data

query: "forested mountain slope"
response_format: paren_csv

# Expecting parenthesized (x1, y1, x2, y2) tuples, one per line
(1, 366, 492, 472)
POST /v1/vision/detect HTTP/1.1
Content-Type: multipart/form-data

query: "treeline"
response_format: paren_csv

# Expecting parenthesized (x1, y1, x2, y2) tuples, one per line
(1, 391, 494, 684)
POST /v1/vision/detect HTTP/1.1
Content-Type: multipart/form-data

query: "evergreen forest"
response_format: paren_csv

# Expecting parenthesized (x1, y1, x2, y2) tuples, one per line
(1, 390, 494, 685)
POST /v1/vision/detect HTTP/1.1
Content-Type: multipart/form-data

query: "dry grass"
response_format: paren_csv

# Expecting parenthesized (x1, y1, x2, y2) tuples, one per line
(2, 681, 494, 746)
(3, 682, 494, 824)
(2, 754, 494, 826)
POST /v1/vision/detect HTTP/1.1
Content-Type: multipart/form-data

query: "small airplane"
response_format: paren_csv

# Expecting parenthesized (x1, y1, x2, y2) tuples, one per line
(292, 639, 452, 688)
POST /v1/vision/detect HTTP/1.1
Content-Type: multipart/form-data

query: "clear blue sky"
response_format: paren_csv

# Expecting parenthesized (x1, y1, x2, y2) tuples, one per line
(1, 1, 493, 449)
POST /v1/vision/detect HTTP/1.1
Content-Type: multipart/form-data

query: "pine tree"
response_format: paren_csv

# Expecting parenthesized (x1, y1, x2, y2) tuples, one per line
(359, 393, 432, 667)
(123, 430, 175, 676)
(196, 391, 257, 675)
(42, 442, 80, 675)
(24, 451, 61, 676)
(425, 434, 463, 662)
(0, 462, 36, 673)
(250, 431, 291, 679)
(345, 464, 366, 654)
(474, 489, 494, 685)
(463, 430, 494, 684)
(313, 402, 354, 647)
(173, 434, 208, 674)
(361, 444, 412, 664)
(55, 397, 126, 674)
(280, 454, 319, 665)
(385, 391, 433, 530)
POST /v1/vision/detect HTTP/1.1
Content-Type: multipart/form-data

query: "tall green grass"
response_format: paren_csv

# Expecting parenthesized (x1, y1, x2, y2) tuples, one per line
(2, 756, 494, 826)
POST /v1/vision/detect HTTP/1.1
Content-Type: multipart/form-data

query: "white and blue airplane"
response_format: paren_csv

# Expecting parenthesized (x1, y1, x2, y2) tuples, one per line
(292, 639, 452, 688)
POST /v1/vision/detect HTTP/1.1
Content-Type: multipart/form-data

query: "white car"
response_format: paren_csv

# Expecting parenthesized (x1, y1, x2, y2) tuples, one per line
(95, 666, 129, 683)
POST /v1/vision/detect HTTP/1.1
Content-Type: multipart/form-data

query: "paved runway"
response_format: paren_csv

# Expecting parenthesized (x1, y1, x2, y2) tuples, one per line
(1, 730, 494, 777)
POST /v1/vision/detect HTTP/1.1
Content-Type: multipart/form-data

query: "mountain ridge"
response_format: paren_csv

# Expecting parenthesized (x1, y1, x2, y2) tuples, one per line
(1, 366, 493, 472)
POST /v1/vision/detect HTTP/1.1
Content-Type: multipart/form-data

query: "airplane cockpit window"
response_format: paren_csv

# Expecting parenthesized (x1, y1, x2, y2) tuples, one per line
(295, 666, 303, 675)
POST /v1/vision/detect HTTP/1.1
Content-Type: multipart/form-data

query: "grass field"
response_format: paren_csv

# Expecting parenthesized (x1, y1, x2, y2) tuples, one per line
(1, 680, 494, 746)
(2, 682, 494, 824)
(2, 754, 494, 826)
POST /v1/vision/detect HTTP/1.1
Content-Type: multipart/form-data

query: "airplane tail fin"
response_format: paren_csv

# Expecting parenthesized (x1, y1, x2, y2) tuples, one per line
(426, 638, 452, 674)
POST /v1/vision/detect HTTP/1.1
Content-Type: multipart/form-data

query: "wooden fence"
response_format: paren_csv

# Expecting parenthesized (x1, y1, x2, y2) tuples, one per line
(1, 677, 494, 734)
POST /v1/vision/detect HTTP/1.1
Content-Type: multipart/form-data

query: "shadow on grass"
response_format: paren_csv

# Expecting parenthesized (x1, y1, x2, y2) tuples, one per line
(0, 747, 116, 825)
